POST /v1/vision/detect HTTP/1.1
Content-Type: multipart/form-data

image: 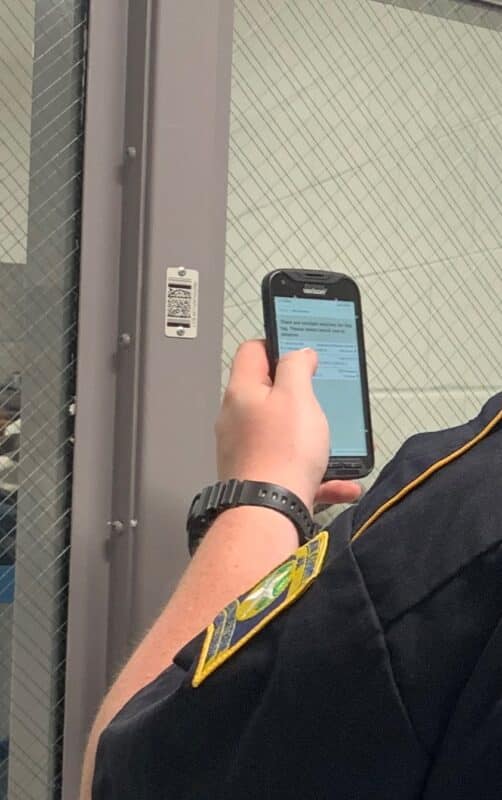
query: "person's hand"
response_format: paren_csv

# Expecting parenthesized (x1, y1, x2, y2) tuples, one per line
(215, 340, 362, 512)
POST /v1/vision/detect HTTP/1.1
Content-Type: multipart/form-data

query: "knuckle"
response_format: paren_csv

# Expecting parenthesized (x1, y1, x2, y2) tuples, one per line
(222, 385, 249, 414)
(223, 385, 239, 405)
(281, 347, 311, 363)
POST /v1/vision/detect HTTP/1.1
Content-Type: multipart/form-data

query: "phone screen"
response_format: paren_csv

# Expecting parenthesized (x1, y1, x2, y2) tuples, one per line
(274, 296, 367, 458)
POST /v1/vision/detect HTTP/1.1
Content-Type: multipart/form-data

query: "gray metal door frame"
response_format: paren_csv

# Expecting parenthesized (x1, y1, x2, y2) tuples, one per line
(61, 0, 128, 796)
(62, 1, 235, 796)
(125, 0, 235, 653)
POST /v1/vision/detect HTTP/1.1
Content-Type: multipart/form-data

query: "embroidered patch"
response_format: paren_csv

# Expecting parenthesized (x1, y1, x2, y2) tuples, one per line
(192, 530, 329, 687)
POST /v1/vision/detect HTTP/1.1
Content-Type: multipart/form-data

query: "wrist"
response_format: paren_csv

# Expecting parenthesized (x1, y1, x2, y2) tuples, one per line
(188, 479, 316, 556)
(202, 505, 301, 553)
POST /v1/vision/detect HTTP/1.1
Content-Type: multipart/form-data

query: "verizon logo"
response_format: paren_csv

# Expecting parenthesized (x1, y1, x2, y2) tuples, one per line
(303, 285, 328, 295)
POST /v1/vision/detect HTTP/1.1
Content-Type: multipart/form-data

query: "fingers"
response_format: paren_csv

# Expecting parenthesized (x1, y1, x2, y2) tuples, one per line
(314, 480, 363, 506)
(228, 340, 272, 390)
(273, 348, 318, 393)
(228, 343, 318, 394)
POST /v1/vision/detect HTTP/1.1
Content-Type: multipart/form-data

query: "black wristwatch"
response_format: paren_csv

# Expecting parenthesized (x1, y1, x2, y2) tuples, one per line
(187, 479, 317, 556)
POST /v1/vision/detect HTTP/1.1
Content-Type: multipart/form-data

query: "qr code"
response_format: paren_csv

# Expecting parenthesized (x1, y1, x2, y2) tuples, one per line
(167, 286, 191, 320)
(165, 268, 198, 338)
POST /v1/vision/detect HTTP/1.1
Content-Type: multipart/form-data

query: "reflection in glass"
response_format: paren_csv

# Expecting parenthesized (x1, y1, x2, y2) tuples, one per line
(0, 374, 19, 797)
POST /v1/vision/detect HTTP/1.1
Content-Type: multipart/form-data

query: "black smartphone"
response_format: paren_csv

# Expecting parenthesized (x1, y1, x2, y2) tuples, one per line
(262, 269, 374, 480)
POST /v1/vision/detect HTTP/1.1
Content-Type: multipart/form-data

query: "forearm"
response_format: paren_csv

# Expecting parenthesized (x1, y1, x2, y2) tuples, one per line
(80, 506, 298, 800)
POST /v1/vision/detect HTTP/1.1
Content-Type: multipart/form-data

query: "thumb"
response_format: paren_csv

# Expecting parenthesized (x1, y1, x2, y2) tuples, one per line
(273, 348, 318, 392)
(314, 480, 363, 506)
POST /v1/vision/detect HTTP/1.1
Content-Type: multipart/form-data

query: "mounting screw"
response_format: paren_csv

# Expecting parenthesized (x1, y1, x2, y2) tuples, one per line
(176, 327, 185, 337)
(177, 266, 187, 277)
(126, 146, 137, 159)
(119, 332, 131, 347)
(130, 519, 138, 529)
(107, 520, 124, 534)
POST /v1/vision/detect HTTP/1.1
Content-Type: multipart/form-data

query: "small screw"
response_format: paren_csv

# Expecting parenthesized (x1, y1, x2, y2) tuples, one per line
(119, 332, 131, 347)
(177, 266, 187, 277)
(126, 146, 137, 159)
(130, 519, 138, 529)
(107, 520, 124, 533)
(176, 327, 185, 337)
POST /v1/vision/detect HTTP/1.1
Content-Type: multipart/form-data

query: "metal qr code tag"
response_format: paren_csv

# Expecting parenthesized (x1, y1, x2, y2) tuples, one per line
(165, 267, 199, 339)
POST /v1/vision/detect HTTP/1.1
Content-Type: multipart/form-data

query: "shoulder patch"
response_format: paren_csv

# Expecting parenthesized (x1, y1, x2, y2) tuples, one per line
(192, 530, 329, 687)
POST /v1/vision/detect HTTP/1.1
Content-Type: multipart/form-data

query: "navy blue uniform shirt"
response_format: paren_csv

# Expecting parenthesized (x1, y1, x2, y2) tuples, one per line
(93, 393, 502, 799)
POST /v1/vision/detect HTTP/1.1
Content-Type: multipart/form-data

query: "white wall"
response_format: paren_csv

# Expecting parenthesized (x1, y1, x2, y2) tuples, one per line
(223, 0, 502, 482)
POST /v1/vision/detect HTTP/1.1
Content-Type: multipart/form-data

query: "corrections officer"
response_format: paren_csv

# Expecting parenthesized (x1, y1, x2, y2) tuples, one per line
(82, 341, 502, 799)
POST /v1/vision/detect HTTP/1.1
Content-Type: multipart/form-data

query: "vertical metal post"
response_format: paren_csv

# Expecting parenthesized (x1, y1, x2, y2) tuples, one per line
(119, 0, 235, 655)
(105, 0, 154, 678)
(61, 1, 128, 797)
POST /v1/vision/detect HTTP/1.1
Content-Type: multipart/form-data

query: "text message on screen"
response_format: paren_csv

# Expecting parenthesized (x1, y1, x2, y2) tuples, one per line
(274, 297, 367, 457)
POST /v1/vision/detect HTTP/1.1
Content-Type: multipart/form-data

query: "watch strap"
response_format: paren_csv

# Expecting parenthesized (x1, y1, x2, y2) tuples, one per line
(187, 479, 316, 556)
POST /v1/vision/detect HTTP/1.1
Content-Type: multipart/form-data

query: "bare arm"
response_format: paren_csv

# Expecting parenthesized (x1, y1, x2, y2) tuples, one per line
(79, 342, 360, 799)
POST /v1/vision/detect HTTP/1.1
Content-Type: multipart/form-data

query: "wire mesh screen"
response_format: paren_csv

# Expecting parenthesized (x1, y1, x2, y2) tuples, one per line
(223, 0, 502, 493)
(0, 0, 87, 797)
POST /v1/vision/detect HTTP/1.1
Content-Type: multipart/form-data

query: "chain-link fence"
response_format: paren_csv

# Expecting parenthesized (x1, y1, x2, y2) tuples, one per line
(223, 0, 502, 499)
(0, 1, 87, 796)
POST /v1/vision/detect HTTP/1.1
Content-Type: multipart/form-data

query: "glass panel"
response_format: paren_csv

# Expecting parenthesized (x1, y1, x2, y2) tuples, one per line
(224, 0, 502, 507)
(0, 1, 34, 265)
(0, 1, 87, 796)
